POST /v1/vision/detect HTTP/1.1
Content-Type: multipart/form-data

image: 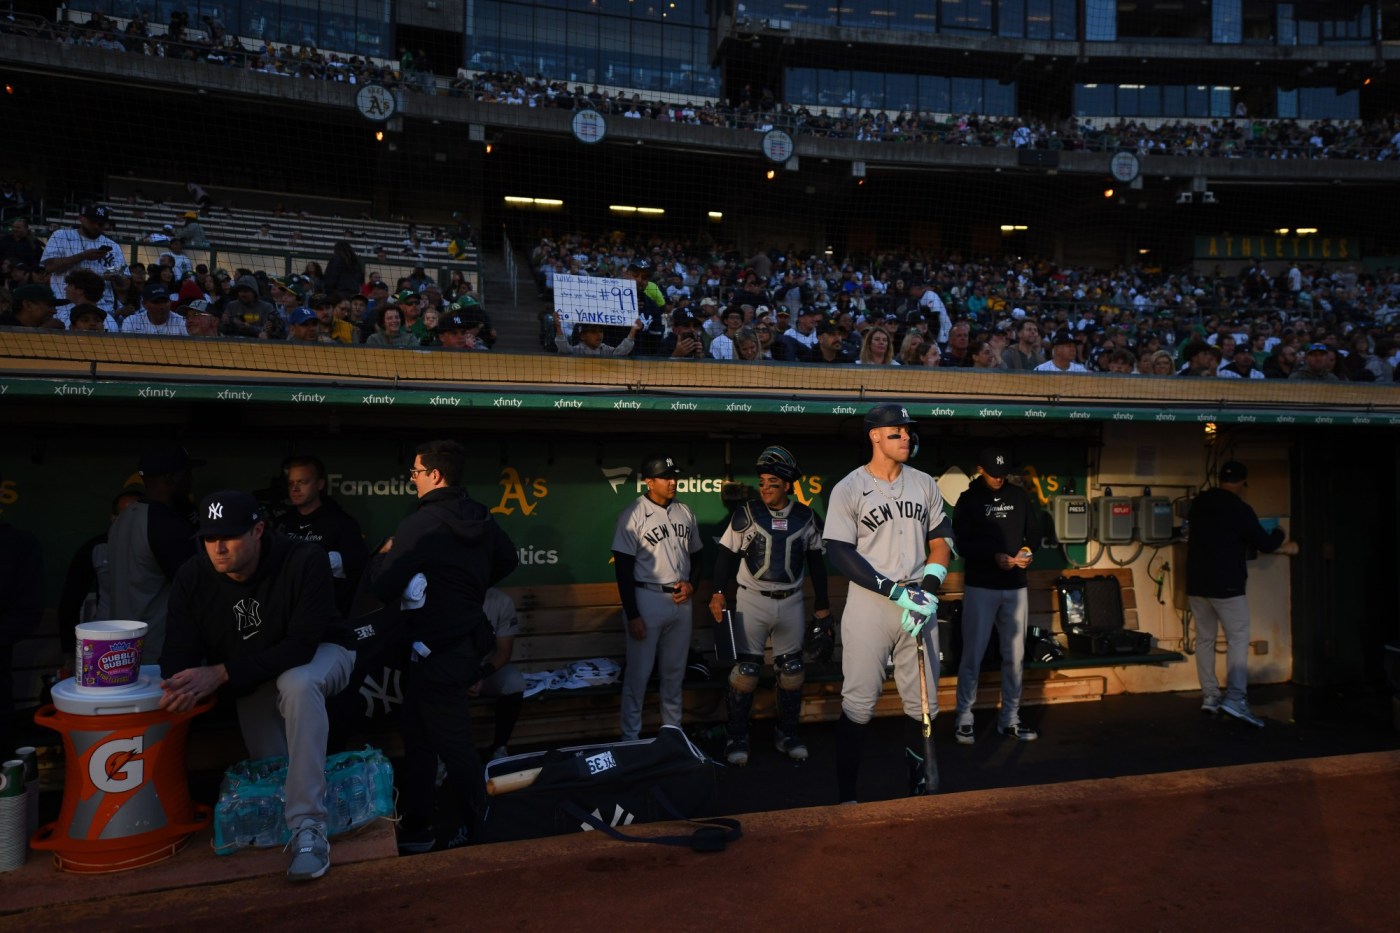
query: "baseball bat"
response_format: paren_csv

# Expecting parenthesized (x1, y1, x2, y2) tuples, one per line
(915, 637, 940, 794)
(485, 766, 543, 796)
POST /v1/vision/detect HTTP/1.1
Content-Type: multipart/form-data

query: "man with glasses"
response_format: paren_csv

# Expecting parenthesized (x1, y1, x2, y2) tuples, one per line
(370, 440, 518, 853)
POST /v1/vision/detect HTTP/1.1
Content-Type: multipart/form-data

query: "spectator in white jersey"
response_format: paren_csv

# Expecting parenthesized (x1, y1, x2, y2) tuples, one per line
(39, 204, 129, 314)
(121, 283, 189, 336)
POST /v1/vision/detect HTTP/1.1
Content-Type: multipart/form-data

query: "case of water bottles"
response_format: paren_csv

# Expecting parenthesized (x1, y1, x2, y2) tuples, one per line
(212, 746, 394, 854)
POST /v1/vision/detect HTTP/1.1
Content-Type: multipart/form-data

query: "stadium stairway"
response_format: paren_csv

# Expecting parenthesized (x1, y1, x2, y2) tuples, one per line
(482, 243, 546, 352)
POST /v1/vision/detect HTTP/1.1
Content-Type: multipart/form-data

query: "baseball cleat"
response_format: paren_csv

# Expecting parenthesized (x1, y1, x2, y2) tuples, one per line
(955, 723, 976, 745)
(724, 738, 750, 766)
(997, 723, 1039, 741)
(774, 733, 809, 762)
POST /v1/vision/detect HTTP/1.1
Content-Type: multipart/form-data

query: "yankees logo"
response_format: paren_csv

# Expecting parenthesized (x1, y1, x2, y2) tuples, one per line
(208, 502, 224, 520)
(995, 455, 1005, 466)
(232, 597, 263, 639)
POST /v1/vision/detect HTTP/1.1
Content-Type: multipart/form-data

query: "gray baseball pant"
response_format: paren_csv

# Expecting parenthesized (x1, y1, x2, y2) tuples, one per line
(621, 587, 692, 741)
(1188, 594, 1252, 704)
(954, 585, 1029, 728)
(839, 584, 938, 724)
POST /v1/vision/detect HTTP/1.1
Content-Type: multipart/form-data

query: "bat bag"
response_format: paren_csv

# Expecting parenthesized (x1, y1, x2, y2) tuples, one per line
(479, 725, 740, 850)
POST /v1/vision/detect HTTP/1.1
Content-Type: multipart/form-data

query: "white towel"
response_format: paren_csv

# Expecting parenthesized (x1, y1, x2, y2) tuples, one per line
(327, 551, 345, 579)
(400, 573, 428, 610)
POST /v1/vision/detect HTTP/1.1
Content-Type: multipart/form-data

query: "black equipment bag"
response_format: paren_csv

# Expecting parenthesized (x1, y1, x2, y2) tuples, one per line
(480, 725, 740, 850)
(1055, 575, 1153, 656)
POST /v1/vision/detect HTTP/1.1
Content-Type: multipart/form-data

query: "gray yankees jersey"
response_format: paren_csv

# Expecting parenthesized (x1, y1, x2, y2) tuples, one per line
(718, 500, 823, 590)
(823, 465, 946, 584)
(611, 496, 701, 584)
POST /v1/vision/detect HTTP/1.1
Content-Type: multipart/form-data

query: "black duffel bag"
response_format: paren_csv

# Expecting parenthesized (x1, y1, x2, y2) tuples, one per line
(480, 725, 740, 851)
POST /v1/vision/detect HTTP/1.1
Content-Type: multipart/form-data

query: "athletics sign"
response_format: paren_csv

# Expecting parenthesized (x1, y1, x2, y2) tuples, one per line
(553, 274, 638, 328)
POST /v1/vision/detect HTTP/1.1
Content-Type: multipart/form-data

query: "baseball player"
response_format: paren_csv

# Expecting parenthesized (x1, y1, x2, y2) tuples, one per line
(612, 454, 703, 741)
(824, 404, 953, 800)
(708, 446, 831, 766)
(951, 447, 1040, 744)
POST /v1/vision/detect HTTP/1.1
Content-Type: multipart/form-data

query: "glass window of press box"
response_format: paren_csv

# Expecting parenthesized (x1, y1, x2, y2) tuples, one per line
(67, 0, 392, 58)
(739, 0, 1076, 37)
(1073, 84, 1359, 120)
(786, 69, 1015, 115)
(469, 0, 718, 99)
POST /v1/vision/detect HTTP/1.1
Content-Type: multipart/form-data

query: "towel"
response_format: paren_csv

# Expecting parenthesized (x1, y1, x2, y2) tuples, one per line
(400, 573, 428, 610)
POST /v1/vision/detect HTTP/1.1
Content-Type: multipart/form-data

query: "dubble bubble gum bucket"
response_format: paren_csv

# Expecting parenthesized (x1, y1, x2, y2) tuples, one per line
(75, 621, 148, 694)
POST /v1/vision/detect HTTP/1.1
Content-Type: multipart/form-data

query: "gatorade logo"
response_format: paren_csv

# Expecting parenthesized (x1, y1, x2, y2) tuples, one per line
(89, 736, 144, 794)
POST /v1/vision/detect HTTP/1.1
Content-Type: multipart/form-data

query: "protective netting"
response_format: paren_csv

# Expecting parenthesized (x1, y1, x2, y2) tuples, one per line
(2, 3, 1399, 399)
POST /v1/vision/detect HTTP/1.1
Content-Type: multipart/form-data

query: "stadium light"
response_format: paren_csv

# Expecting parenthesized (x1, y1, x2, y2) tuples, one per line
(375, 131, 384, 142)
(1103, 188, 1114, 198)
(707, 211, 723, 221)
(485, 143, 493, 154)
(1273, 228, 1291, 235)
(1296, 227, 1318, 234)
(999, 225, 1028, 232)
(766, 170, 776, 180)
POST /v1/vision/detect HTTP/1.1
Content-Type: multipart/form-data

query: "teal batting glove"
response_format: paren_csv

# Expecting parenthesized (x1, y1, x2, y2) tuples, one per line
(888, 584, 938, 616)
(899, 608, 928, 638)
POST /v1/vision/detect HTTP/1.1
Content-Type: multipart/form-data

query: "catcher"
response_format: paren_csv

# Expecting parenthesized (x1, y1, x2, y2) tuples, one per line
(709, 446, 832, 766)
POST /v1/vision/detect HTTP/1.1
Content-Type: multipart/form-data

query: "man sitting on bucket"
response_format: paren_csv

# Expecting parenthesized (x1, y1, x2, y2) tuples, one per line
(159, 490, 356, 882)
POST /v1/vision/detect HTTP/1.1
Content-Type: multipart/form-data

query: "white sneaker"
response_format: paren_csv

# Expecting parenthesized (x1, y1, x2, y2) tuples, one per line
(1201, 695, 1222, 714)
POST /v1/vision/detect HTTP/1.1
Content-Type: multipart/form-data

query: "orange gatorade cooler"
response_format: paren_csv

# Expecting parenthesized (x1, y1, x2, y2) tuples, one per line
(31, 666, 212, 873)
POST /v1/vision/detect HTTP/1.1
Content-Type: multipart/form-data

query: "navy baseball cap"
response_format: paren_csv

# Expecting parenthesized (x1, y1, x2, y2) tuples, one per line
(289, 307, 317, 326)
(641, 454, 684, 478)
(12, 284, 68, 307)
(979, 447, 1014, 478)
(436, 311, 472, 332)
(142, 283, 172, 302)
(195, 490, 263, 538)
(1219, 461, 1248, 484)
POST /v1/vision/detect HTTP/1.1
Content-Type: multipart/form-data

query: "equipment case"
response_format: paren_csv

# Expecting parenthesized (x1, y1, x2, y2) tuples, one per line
(1055, 575, 1153, 656)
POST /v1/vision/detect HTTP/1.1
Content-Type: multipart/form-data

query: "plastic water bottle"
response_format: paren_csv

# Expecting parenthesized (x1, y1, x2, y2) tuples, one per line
(330, 773, 370, 834)
(220, 792, 284, 848)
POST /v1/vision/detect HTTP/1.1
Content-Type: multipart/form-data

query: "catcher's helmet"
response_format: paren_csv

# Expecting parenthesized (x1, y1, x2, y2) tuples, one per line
(755, 445, 801, 483)
(864, 403, 916, 431)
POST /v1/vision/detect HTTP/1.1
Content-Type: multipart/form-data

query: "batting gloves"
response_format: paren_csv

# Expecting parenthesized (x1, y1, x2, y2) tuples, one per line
(920, 562, 949, 593)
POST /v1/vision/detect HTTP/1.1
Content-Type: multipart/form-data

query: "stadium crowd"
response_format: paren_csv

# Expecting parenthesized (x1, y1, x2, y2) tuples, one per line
(12, 13, 1400, 160)
(534, 233, 1400, 383)
(4, 205, 1399, 384)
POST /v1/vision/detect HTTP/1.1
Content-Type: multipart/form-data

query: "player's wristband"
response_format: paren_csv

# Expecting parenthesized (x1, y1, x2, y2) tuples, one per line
(920, 562, 949, 593)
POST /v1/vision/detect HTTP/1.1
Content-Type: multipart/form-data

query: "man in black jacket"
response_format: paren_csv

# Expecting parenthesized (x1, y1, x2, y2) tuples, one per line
(274, 456, 368, 616)
(1186, 461, 1299, 727)
(160, 490, 356, 883)
(369, 440, 518, 853)
(950, 448, 1040, 745)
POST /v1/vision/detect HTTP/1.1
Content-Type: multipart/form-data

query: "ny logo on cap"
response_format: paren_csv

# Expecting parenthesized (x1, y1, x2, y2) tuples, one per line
(996, 455, 1005, 466)
(665, 458, 674, 468)
(900, 408, 909, 419)
(208, 502, 224, 520)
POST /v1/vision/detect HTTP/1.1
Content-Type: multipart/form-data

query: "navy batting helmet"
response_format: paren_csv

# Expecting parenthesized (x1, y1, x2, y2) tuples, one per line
(755, 445, 801, 483)
(863, 403, 916, 431)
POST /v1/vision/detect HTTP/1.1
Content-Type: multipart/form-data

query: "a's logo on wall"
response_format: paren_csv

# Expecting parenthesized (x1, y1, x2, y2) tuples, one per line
(492, 467, 549, 516)
(602, 466, 632, 493)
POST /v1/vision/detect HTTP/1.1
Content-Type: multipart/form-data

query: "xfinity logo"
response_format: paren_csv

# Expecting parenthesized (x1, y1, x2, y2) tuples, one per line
(138, 387, 176, 398)
(362, 393, 396, 405)
(929, 407, 955, 416)
(217, 389, 253, 400)
(1068, 411, 1090, 419)
(725, 402, 752, 412)
(1024, 409, 1047, 418)
(53, 384, 94, 397)
(492, 397, 522, 407)
(613, 400, 641, 409)
(1111, 413, 1134, 420)
(831, 405, 856, 414)
(778, 403, 805, 413)
(978, 408, 1003, 418)
(554, 399, 583, 408)
(428, 395, 460, 406)
(289, 392, 325, 403)
(670, 401, 697, 411)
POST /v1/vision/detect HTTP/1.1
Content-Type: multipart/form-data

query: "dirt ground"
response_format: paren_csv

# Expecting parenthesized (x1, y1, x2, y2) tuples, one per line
(17, 751, 1400, 932)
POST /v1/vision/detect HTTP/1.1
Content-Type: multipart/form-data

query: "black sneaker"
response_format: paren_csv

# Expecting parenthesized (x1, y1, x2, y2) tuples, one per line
(397, 827, 435, 855)
(997, 723, 1039, 741)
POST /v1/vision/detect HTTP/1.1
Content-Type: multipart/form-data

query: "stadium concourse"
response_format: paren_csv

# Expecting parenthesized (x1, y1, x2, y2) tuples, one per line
(11, 13, 1400, 159)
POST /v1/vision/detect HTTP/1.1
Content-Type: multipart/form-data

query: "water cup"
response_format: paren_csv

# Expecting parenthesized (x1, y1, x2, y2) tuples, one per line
(74, 620, 149, 693)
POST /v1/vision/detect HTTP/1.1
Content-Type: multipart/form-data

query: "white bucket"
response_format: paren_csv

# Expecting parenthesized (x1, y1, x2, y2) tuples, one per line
(74, 620, 148, 694)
